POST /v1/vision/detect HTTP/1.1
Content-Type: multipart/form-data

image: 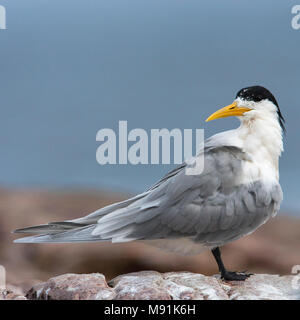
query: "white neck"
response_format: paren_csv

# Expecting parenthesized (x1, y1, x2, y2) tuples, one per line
(236, 115, 283, 181)
(207, 110, 283, 184)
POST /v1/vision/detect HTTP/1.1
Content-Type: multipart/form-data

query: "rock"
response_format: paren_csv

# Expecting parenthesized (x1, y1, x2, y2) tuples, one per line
(0, 284, 27, 300)
(162, 272, 229, 300)
(221, 274, 299, 300)
(109, 271, 171, 300)
(26, 271, 300, 300)
(26, 273, 115, 300)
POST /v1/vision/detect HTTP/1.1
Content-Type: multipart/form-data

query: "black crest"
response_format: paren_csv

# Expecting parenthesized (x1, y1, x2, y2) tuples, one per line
(236, 86, 285, 132)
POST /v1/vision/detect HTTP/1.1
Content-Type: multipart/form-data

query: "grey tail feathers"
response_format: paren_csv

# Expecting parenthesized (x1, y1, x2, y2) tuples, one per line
(13, 222, 89, 235)
(13, 189, 163, 244)
(13, 224, 105, 243)
(12, 192, 149, 243)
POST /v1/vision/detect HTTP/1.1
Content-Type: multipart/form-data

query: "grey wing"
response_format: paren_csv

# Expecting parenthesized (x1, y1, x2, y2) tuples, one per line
(14, 146, 282, 246)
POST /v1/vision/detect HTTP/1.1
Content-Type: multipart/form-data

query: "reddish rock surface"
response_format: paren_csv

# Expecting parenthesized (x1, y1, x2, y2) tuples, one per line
(26, 273, 115, 300)
(24, 271, 300, 300)
(0, 284, 27, 300)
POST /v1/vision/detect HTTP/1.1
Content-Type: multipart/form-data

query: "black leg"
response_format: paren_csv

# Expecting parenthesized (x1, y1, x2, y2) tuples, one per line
(211, 247, 252, 281)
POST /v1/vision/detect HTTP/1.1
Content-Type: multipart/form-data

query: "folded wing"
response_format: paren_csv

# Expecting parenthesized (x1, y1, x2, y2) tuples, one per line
(14, 146, 282, 246)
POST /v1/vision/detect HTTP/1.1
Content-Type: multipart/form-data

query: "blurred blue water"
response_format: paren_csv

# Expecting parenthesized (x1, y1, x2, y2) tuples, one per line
(0, 1, 299, 214)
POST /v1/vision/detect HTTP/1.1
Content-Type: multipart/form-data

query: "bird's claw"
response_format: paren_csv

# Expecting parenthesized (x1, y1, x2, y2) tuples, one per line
(221, 271, 252, 281)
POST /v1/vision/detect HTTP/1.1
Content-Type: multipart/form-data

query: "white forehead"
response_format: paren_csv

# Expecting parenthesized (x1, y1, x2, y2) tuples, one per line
(235, 97, 277, 113)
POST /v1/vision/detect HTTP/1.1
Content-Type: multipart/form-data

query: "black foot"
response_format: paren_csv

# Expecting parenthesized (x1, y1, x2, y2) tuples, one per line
(221, 271, 252, 281)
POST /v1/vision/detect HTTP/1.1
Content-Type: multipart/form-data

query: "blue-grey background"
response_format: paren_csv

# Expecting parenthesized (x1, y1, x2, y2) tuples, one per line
(0, 1, 299, 213)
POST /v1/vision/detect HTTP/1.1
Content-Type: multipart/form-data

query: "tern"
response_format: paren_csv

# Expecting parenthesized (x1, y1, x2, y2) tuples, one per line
(14, 86, 285, 281)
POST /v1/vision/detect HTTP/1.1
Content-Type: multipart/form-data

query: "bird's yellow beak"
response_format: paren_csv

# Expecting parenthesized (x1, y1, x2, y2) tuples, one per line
(205, 102, 252, 122)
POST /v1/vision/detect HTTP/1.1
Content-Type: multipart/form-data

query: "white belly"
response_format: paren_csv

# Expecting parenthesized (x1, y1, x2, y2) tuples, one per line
(141, 238, 212, 256)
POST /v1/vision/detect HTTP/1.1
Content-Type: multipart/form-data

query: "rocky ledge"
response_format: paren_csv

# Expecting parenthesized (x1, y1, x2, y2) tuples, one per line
(4, 271, 299, 300)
